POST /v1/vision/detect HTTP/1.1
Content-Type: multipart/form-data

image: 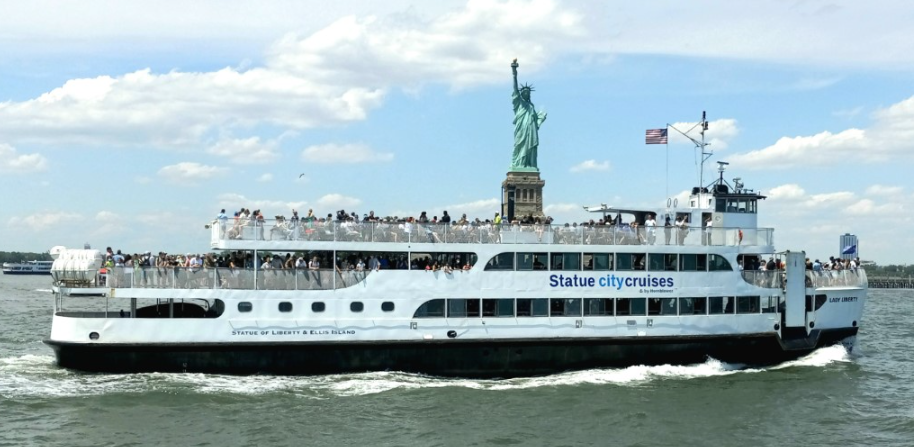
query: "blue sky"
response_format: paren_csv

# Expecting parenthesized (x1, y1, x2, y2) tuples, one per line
(2, 0, 913, 263)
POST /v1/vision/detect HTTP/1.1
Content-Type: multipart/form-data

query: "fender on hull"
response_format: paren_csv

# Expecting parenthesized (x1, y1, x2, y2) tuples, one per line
(45, 328, 857, 378)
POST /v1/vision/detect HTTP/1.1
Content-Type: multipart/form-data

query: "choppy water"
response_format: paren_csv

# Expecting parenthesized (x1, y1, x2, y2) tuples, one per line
(1, 274, 912, 447)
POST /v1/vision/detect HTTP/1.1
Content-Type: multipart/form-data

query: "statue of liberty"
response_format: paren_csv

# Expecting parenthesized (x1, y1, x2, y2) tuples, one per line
(510, 59, 547, 171)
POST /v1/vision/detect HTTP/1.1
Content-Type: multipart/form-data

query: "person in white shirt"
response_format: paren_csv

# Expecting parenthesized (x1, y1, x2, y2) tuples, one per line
(644, 214, 657, 245)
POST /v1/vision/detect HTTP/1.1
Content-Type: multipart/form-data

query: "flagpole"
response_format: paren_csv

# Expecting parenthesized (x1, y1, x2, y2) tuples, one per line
(665, 123, 670, 210)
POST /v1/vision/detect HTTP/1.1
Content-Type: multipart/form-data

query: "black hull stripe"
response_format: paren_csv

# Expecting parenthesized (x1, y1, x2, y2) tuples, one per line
(45, 328, 857, 378)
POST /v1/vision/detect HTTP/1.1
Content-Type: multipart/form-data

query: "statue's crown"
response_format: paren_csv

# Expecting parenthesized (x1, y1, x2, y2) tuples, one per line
(520, 83, 535, 92)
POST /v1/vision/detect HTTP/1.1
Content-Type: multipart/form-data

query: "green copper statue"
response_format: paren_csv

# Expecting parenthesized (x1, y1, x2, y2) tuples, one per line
(510, 58, 547, 172)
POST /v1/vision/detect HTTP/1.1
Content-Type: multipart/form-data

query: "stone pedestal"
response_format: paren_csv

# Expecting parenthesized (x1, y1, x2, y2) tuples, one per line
(502, 171, 545, 221)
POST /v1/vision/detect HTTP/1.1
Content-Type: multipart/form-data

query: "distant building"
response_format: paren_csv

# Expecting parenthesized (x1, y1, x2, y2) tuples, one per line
(839, 233, 858, 260)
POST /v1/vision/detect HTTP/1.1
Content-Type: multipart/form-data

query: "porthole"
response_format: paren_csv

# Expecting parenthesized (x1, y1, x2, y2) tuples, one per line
(238, 302, 253, 312)
(381, 301, 395, 312)
(312, 302, 326, 312)
(279, 302, 292, 312)
(351, 301, 364, 312)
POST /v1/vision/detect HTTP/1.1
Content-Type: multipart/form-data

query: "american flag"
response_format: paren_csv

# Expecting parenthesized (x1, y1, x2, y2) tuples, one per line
(645, 128, 668, 144)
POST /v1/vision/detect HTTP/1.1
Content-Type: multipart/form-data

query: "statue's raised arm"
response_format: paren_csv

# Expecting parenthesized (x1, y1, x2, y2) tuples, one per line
(511, 58, 519, 94)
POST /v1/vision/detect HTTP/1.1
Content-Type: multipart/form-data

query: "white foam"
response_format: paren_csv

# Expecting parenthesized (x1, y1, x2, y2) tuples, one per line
(33, 288, 53, 293)
(0, 346, 855, 399)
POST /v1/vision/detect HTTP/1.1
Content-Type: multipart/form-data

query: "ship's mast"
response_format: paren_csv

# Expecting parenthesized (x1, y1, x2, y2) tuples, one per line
(669, 111, 712, 208)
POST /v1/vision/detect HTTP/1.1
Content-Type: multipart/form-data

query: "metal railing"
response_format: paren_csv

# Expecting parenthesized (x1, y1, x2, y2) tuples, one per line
(79, 267, 370, 291)
(806, 269, 868, 288)
(211, 220, 774, 247)
(740, 269, 868, 289)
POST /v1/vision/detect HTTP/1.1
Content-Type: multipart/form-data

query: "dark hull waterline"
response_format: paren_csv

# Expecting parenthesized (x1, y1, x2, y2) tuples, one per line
(45, 328, 857, 378)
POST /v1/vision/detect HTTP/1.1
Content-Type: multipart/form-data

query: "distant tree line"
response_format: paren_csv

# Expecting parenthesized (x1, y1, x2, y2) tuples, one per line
(0, 251, 52, 264)
(865, 264, 914, 278)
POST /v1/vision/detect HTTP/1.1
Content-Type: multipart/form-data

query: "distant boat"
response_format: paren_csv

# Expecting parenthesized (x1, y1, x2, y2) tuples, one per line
(2, 260, 53, 275)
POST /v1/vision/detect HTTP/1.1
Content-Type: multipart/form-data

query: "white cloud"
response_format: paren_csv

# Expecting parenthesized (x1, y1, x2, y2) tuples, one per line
(0, 143, 48, 173)
(668, 118, 739, 150)
(158, 162, 229, 183)
(315, 193, 363, 211)
(569, 159, 610, 173)
(95, 211, 119, 221)
(767, 184, 806, 201)
(8, 211, 83, 231)
(216, 193, 307, 215)
(257, 173, 273, 183)
(730, 129, 868, 169)
(301, 143, 394, 164)
(543, 203, 582, 223)
(207, 137, 280, 164)
(865, 185, 903, 196)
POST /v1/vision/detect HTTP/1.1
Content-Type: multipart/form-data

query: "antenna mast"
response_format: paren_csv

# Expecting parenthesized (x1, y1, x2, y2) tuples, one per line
(668, 111, 712, 206)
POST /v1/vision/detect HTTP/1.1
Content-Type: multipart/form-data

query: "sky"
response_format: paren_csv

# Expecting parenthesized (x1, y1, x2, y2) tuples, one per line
(2, 0, 914, 263)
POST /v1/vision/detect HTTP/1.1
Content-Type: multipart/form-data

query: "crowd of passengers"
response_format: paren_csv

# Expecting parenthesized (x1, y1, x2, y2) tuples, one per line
(214, 207, 718, 246)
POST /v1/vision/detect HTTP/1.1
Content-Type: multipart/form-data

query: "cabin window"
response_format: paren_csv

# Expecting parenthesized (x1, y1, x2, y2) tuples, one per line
(762, 296, 780, 313)
(815, 294, 827, 311)
(550, 253, 581, 271)
(278, 302, 293, 312)
(616, 298, 646, 316)
(550, 298, 582, 317)
(516, 298, 548, 317)
(484, 253, 515, 271)
(381, 301, 395, 312)
(678, 297, 707, 315)
(482, 299, 515, 317)
(679, 254, 708, 271)
(238, 302, 253, 313)
(737, 296, 760, 314)
(648, 298, 677, 316)
(616, 253, 646, 271)
(709, 296, 735, 314)
(312, 302, 326, 312)
(583, 253, 613, 271)
(648, 254, 678, 271)
(584, 298, 613, 316)
(410, 252, 478, 271)
(413, 299, 445, 318)
(517, 253, 548, 271)
(708, 254, 733, 271)
(448, 299, 480, 318)
(350, 301, 364, 313)
(715, 198, 727, 212)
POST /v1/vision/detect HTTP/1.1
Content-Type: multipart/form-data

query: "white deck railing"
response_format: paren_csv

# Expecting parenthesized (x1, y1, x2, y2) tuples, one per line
(211, 220, 774, 247)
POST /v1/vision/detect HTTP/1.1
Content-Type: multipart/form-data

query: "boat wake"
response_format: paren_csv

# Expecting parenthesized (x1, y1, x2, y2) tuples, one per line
(0, 345, 853, 399)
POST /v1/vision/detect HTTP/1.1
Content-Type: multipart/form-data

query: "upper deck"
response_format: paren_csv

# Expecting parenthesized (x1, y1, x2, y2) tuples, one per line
(210, 220, 773, 250)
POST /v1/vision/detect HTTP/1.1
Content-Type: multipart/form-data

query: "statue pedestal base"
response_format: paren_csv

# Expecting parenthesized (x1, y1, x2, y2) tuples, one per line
(502, 171, 545, 222)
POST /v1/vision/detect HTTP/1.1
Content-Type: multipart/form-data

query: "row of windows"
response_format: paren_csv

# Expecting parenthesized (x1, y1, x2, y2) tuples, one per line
(413, 296, 780, 318)
(237, 301, 395, 313)
(485, 252, 732, 272)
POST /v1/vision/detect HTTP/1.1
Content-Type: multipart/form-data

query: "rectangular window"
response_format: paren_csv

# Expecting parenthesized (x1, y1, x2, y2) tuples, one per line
(678, 297, 707, 315)
(716, 198, 726, 212)
(616, 298, 646, 316)
(517, 253, 548, 271)
(737, 296, 760, 314)
(584, 298, 613, 316)
(617, 253, 645, 271)
(550, 253, 581, 271)
(447, 299, 480, 317)
(761, 295, 780, 313)
(516, 298, 548, 317)
(583, 253, 613, 271)
(550, 298, 582, 317)
(679, 254, 707, 271)
(708, 296, 735, 314)
(482, 298, 515, 317)
(648, 298, 677, 315)
(648, 254, 678, 271)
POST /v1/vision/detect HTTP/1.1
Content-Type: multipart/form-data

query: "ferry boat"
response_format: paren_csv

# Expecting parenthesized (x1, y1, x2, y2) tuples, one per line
(44, 164, 867, 378)
(3, 260, 53, 275)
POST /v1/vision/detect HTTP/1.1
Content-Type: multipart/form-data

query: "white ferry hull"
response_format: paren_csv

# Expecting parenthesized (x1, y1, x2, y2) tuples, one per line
(45, 328, 858, 377)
